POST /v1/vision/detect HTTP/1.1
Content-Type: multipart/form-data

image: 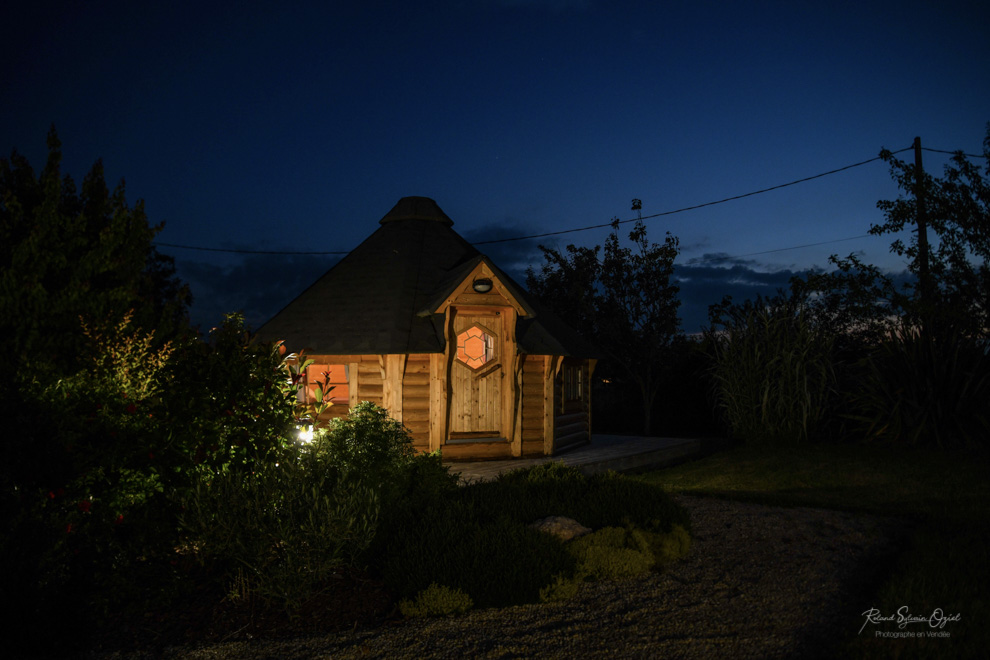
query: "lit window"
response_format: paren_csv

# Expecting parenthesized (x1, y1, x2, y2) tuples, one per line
(456, 325, 495, 369)
(305, 364, 350, 404)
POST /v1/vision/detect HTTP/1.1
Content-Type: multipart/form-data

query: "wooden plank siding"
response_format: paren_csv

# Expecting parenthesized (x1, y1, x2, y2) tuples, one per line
(521, 355, 548, 457)
(356, 358, 384, 407)
(402, 357, 431, 450)
(298, 348, 590, 459)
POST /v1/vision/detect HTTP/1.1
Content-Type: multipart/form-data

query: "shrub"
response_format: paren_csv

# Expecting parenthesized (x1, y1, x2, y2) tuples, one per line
(309, 401, 417, 496)
(178, 451, 378, 612)
(646, 524, 692, 564)
(471, 463, 691, 534)
(568, 527, 655, 580)
(847, 326, 990, 450)
(564, 524, 691, 583)
(399, 583, 474, 617)
(539, 573, 582, 603)
(374, 503, 574, 609)
(153, 314, 298, 481)
(369, 463, 691, 611)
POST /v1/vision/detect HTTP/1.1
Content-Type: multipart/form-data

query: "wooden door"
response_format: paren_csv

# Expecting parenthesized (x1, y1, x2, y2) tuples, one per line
(450, 310, 503, 438)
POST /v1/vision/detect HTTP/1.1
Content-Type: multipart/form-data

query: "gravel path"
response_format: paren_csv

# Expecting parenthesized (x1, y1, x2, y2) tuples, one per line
(150, 496, 909, 659)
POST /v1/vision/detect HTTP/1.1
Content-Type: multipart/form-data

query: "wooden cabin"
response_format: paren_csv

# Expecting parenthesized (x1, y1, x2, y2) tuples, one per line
(255, 196, 598, 460)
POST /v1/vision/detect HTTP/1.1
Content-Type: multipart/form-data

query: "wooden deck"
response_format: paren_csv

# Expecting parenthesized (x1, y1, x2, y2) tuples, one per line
(444, 434, 705, 484)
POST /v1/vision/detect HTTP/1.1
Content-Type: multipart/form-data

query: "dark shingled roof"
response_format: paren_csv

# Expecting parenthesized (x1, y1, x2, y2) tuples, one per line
(254, 197, 598, 358)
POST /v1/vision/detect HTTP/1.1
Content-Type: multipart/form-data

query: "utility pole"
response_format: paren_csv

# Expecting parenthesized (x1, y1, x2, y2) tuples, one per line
(913, 136, 932, 334)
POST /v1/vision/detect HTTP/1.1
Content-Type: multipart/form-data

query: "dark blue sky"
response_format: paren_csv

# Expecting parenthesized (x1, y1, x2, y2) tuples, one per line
(4, 0, 988, 333)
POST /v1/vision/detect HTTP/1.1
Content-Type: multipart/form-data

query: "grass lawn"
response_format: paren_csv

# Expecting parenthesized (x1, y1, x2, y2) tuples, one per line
(634, 442, 990, 659)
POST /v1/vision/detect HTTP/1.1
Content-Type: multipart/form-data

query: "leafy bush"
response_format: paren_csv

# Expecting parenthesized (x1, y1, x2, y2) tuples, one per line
(178, 401, 432, 612)
(369, 463, 691, 611)
(309, 401, 417, 496)
(153, 314, 298, 480)
(374, 500, 574, 608)
(178, 451, 379, 612)
(476, 462, 691, 533)
(399, 583, 474, 617)
(568, 527, 655, 579)
(647, 524, 692, 564)
(566, 523, 691, 582)
(539, 572, 582, 603)
(847, 327, 990, 450)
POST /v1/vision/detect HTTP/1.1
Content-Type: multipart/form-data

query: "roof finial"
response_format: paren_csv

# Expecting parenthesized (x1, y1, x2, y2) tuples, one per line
(380, 196, 454, 226)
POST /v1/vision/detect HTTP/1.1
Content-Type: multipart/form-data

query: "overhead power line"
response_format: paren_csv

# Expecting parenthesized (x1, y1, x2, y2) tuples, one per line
(921, 146, 985, 158)
(154, 141, 977, 257)
(683, 234, 873, 266)
(475, 146, 913, 245)
(153, 243, 348, 255)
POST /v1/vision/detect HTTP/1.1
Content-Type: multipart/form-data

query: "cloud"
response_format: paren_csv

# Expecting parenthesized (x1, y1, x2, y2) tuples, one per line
(173, 234, 912, 342)
(176, 254, 339, 333)
(674, 261, 800, 333)
(462, 221, 547, 284)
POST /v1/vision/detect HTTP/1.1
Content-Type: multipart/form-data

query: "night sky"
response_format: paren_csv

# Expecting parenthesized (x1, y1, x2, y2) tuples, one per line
(4, 0, 988, 333)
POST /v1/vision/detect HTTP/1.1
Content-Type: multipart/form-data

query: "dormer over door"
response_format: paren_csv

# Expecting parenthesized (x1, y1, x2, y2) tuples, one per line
(426, 257, 531, 454)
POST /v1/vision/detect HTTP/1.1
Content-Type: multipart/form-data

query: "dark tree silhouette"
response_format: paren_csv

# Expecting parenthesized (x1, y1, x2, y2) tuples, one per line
(0, 126, 192, 377)
(527, 220, 681, 434)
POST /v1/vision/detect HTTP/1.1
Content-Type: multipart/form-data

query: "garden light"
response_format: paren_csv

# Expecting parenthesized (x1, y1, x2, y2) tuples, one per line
(297, 423, 314, 443)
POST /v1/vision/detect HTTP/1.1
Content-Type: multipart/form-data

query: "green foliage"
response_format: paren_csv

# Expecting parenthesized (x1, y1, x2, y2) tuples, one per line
(153, 313, 297, 479)
(369, 463, 690, 610)
(284, 350, 335, 424)
(177, 401, 427, 613)
(707, 296, 836, 445)
(539, 572, 582, 603)
(790, 254, 903, 350)
(875, 133, 990, 336)
(399, 583, 474, 617)
(649, 524, 692, 564)
(310, 401, 417, 492)
(564, 524, 690, 583)
(791, 127, 990, 343)
(374, 500, 574, 608)
(79, 310, 175, 399)
(0, 127, 190, 378)
(482, 462, 692, 533)
(527, 219, 681, 434)
(178, 453, 378, 612)
(568, 527, 656, 580)
(846, 327, 990, 450)
(0, 311, 311, 649)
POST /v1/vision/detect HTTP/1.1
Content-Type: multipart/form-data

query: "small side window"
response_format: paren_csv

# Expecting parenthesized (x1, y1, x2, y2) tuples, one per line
(305, 363, 350, 405)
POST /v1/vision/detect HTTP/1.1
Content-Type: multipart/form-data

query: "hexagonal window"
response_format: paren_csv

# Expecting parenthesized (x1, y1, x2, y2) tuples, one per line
(456, 325, 495, 369)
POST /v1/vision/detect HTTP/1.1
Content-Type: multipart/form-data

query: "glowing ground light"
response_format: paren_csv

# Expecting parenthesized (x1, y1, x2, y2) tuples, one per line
(297, 424, 314, 443)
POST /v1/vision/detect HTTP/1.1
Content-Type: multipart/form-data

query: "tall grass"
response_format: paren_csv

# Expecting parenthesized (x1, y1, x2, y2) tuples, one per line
(846, 326, 990, 450)
(708, 305, 835, 445)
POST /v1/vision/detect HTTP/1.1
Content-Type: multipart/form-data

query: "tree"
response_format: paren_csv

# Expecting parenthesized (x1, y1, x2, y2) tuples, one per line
(0, 126, 192, 378)
(527, 220, 681, 434)
(796, 126, 990, 341)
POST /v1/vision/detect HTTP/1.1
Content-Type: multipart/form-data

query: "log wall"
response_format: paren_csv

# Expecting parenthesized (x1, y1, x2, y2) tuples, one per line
(520, 355, 548, 457)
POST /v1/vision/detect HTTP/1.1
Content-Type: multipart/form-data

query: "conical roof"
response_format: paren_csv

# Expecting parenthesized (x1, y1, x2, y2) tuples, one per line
(254, 197, 597, 357)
